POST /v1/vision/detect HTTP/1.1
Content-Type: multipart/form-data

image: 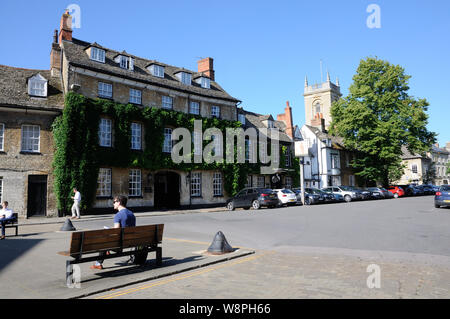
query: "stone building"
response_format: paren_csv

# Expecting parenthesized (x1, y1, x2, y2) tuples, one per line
(237, 101, 297, 190)
(428, 143, 450, 185)
(396, 146, 431, 185)
(51, 10, 242, 212)
(0, 65, 64, 217)
(298, 74, 358, 188)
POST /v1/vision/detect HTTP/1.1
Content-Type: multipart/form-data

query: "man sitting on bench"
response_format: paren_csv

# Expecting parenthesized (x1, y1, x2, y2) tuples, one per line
(0, 201, 15, 240)
(90, 195, 136, 270)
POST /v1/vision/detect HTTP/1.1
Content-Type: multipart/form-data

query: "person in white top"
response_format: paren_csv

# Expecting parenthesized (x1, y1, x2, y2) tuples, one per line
(1, 201, 15, 240)
(71, 188, 81, 220)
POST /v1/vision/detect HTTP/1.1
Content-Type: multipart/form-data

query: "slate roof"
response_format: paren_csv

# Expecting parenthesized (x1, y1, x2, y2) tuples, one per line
(304, 125, 346, 149)
(0, 65, 64, 110)
(431, 144, 450, 155)
(62, 38, 240, 103)
(240, 109, 293, 143)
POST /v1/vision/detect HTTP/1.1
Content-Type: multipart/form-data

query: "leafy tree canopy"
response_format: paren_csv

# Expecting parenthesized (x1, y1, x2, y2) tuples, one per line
(329, 57, 436, 186)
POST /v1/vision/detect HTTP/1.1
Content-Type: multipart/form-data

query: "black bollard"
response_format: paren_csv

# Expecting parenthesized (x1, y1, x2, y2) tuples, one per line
(60, 218, 76, 231)
(207, 231, 234, 255)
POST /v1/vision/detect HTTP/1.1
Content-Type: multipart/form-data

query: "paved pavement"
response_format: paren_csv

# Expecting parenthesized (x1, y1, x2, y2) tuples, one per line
(0, 207, 253, 299)
(1, 200, 449, 299)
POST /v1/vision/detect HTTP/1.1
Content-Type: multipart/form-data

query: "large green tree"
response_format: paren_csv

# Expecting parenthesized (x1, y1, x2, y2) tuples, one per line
(329, 57, 436, 186)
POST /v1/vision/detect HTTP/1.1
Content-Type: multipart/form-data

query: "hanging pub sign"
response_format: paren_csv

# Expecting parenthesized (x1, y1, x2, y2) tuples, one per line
(294, 140, 309, 157)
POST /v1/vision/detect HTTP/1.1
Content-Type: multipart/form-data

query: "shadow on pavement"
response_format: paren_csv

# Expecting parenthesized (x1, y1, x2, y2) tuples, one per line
(80, 255, 205, 284)
(0, 239, 44, 271)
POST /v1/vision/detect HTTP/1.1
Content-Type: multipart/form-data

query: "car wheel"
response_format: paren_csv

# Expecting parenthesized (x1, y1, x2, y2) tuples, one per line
(344, 195, 351, 203)
(244, 207, 250, 210)
(394, 193, 399, 198)
(227, 201, 235, 211)
(252, 200, 261, 210)
(435, 204, 440, 208)
(304, 198, 311, 205)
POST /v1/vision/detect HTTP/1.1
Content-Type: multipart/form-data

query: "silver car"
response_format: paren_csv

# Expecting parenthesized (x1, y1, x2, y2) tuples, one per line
(321, 186, 362, 202)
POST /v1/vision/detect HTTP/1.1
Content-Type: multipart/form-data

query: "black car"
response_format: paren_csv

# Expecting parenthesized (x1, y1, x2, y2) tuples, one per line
(351, 187, 372, 200)
(367, 187, 387, 199)
(226, 188, 279, 211)
(292, 188, 322, 205)
(309, 187, 335, 203)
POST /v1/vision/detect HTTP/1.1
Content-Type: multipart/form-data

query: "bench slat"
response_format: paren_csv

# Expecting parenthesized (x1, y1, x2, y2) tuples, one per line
(67, 224, 164, 257)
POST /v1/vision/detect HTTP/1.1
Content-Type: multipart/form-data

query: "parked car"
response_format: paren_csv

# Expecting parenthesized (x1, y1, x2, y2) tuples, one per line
(350, 187, 372, 200)
(274, 189, 298, 206)
(387, 186, 405, 198)
(402, 184, 421, 196)
(321, 186, 362, 202)
(226, 188, 279, 211)
(434, 185, 450, 208)
(367, 187, 389, 199)
(418, 184, 435, 195)
(381, 187, 394, 199)
(311, 188, 335, 203)
(292, 188, 321, 205)
(413, 186, 425, 196)
(321, 189, 345, 202)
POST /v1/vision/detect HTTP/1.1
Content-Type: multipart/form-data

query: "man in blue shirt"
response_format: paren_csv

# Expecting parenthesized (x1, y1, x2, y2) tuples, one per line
(91, 195, 136, 270)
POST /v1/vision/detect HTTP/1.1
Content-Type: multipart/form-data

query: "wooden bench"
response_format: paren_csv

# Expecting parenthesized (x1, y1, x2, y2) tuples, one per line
(58, 224, 164, 283)
(3, 213, 19, 236)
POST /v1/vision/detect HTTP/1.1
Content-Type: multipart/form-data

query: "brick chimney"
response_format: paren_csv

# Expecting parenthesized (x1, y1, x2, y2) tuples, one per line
(59, 10, 73, 43)
(311, 113, 326, 132)
(197, 57, 215, 81)
(277, 101, 294, 139)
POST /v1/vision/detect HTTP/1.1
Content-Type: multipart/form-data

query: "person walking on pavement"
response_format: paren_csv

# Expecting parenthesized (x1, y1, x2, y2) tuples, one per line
(71, 187, 81, 219)
(90, 195, 136, 270)
(0, 201, 15, 240)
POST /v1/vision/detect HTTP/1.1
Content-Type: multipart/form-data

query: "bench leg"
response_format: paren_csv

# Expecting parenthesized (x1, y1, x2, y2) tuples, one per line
(156, 247, 162, 266)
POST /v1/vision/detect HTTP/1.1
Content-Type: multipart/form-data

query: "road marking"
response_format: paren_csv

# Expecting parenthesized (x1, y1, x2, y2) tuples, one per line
(96, 251, 274, 299)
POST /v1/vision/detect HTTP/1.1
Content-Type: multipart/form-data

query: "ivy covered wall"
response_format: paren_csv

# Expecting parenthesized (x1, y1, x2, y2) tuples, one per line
(52, 92, 299, 212)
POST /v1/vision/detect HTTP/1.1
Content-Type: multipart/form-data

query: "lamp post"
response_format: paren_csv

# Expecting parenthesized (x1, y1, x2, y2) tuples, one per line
(299, 158, 305, 205)
(295, 140, 308, 206)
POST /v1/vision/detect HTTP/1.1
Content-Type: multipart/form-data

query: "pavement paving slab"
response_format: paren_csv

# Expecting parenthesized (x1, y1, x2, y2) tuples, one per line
(0, 228, 254, 299)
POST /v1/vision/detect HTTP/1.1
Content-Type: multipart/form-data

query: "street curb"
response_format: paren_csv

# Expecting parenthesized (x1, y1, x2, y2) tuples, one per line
(70, 250, 256, 299)
(17, 208, 229, 227)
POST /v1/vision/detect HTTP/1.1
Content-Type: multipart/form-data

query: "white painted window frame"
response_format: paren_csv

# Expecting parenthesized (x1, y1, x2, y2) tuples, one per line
(21, 125, 40, 153)
(91, 47, 106, 63)
(129, 88, 142, 105)
(98, 82, 113, 98)
(97, 168, 112, 197)
(129, 169, 142, 197)
(99, 118, 112, 147)
(131, 122, 142, 150)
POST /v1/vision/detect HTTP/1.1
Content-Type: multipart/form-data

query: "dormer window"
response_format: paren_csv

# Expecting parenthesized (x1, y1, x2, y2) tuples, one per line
(115, 55, 134, 70)
(175, 72, 192, 85)
(267, 120, 275, 129)
(195, 76, 210, 89)
(28, 74, 48, 97)
(148, 64, 165, 78)
(90, 47, 106, 63)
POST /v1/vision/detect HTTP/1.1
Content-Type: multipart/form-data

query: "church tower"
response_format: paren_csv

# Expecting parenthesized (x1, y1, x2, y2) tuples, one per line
(303, 71, 341, 130)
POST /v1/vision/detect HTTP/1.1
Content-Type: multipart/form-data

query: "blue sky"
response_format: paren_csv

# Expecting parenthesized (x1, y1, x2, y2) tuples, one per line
(1, 0, 449, 146)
